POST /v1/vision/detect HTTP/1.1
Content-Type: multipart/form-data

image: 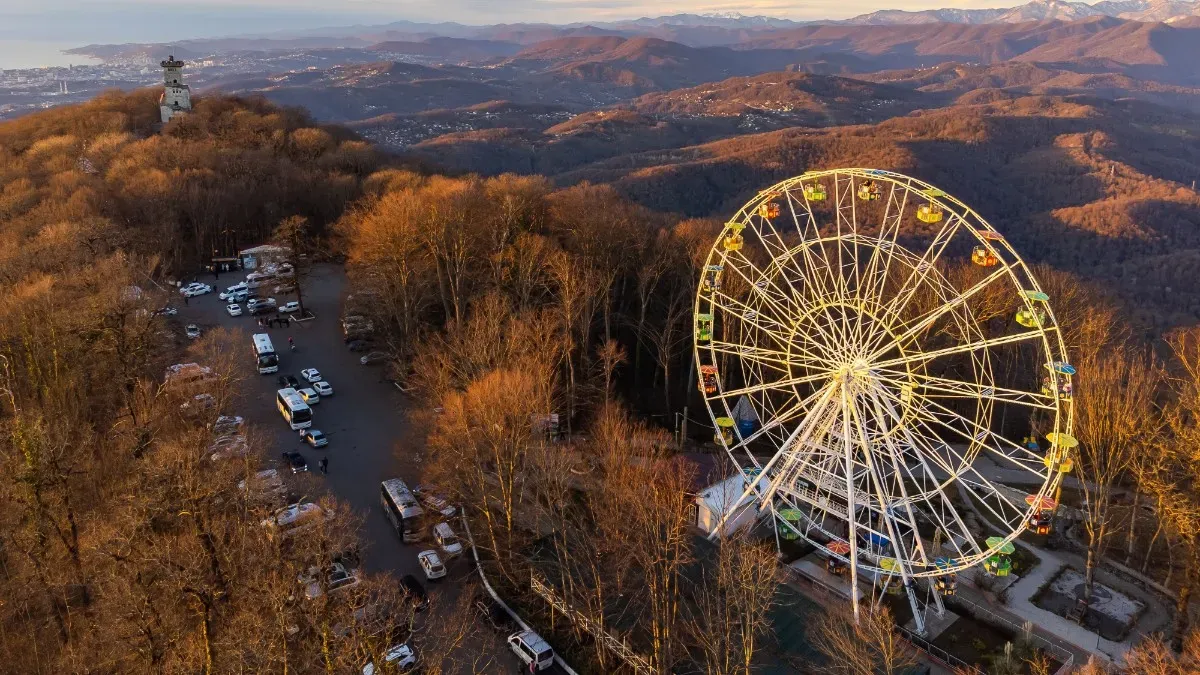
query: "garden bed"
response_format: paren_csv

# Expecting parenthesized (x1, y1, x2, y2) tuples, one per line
(1033, 566, 1145, 641)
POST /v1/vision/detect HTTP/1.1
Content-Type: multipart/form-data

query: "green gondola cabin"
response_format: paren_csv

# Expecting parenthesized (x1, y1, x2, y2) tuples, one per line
(803, 183, 827, 201)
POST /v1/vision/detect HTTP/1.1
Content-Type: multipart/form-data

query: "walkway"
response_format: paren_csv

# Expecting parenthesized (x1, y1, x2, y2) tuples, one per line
(954, 482, 1171, 664)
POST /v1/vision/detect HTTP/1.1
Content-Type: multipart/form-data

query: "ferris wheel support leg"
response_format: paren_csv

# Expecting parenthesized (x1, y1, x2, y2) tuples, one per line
(840, 388, 862, 626)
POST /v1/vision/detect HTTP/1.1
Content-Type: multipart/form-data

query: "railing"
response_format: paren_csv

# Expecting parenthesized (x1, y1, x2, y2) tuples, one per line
(460, 514, 580, 675)
(779, 564, 1009, 675)
(950, 594, 1075, 675)
(529, 571, 655, 674)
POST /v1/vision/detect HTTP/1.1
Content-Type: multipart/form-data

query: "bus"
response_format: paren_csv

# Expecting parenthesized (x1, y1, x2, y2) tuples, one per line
(381, 478, 425, 543)
(276, 388, 312, 430)
(252, 333, 279, 374)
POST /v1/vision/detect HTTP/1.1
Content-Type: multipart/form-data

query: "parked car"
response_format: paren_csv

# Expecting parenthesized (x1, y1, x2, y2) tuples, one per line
(346, 339, 370, 352)
(432, 522, 463, 556)
(474, 594, 515, 632)
(278, 301, 300, 314)
(180, 393, 216, 415)
(274, 283, 296, 294)
(300, 562, 361, 600)
(247, 297, 275, 311)
(417, 550, 446, 581)
(508, 630, 554, 672)
(219, 282, 247, 300)
(277, 375, 301, 389)
(313, 381, 333, 397)
(261, 502, 323, 540)
(238, 468, 284, 497)
(361, 643, 417, 675)
(281, 450, 308, 473)
(180, 283, 212, 297)
(211, 415, 244, 436)
(360, 352, 388, 366)
(153, 306, 177, 317)
(413, 486, 456, 518)
(227, 291, 248, 304)
(298, 387, 320, 405)
(250, 301, 277, 316)
(208, 434, 248, 461)
(302, 429, 328, 448)
(226, 303, 242, 316)
(399, 575, 429, 612)
(185, 324, 201, 339)
(300, 368, 322, 383)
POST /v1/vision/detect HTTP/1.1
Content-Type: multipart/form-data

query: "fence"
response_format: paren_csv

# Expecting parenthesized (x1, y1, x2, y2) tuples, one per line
(950, 594, 1076, 675)
(529, 571, 655, 674)
(779, 564, 996, 675)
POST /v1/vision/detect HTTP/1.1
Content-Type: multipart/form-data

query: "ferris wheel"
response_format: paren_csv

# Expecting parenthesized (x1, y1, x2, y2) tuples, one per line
(694, 169, 1076, 632)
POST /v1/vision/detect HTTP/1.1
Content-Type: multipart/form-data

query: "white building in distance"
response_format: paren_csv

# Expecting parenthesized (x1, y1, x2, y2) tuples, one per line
(159, 55, 191, 123)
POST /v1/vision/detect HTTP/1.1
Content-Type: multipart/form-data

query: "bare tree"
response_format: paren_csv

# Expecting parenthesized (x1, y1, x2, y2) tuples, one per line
(1072, 343, 1159, 606)
(811, 605, 919, 675)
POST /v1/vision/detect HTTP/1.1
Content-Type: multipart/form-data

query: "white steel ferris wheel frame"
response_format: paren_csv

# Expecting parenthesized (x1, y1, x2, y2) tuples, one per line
(694, 168, 1075, 632)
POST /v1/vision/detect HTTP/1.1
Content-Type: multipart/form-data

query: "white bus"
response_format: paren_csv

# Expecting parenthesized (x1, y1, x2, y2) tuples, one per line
(276, 388, 312, 430)
(381, 479, 425, 544)
(252, 333, 279, 374)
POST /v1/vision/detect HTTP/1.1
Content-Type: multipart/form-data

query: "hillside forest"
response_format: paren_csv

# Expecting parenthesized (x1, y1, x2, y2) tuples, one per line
(2, 80, 1200, 674)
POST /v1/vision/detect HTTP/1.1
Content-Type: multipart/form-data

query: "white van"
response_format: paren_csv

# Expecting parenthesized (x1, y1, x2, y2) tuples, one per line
(432, 522, 463, 556)
(507, 630, 554, 672)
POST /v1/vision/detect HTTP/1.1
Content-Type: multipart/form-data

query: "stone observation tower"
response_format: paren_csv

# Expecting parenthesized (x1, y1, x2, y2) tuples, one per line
(159, 55, 192, 123)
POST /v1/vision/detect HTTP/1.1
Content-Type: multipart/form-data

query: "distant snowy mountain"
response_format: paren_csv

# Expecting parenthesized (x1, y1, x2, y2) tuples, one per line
(842, 0, 1200, 24)
(610, 13, 802, 29)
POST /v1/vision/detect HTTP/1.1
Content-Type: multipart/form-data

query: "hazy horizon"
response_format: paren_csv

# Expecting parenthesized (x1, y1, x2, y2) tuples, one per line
(0, 0, 1101, 48)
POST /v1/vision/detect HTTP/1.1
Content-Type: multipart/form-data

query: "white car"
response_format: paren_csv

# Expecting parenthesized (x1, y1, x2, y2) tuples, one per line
(301, 368, 322, 383)
(433, 522, 463, 556)
(237, 468, 285, 499)
(218, 282, 247, 300)
(153, 306, 177, 316)
(362, 643, 417, 674)
(313, 381, 333, 397)
(226, 303, 242, 317)
(417, 550, 446, 581)
(279, 301, 301, 314)
(186, 324, 202, 339)
(298, 387, 320, 405)
(180, 283, 212, 297)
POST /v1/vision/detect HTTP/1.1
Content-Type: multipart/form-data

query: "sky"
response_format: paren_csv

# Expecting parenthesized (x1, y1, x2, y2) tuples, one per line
(0, 0, 1056, 43)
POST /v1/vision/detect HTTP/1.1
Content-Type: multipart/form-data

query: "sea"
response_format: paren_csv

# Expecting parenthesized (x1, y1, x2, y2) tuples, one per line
(1, 41, 101, 70)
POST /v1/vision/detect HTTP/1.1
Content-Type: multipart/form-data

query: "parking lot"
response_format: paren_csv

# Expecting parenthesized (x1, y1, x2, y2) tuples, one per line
(177, 265, 567, 673)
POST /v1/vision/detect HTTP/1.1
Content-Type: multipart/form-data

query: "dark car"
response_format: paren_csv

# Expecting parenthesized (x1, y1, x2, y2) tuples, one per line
(399, 574, 428, 612)
(346, 339, 370, 352)
(474, 593, 514, 632)
(277, 374, 301, 389)
(281, 450, 308, 473)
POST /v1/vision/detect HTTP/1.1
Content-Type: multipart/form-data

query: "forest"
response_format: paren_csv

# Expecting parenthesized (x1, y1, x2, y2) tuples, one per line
(3, 87, 1200, 674)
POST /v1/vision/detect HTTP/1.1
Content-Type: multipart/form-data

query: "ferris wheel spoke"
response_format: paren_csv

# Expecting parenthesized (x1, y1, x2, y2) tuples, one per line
(724, 250, 851, 356)
(872, 368, 1056, 411)
(846, 392, 926, 576)
(872, 330, 1044, 371)
(902, 414, 1031, 530)
(728, 386, 832, 451)
(875, 213, 965, 328)
(711, 293, 842, 370)
(860, 185, 911, 310)
(869, 264, 1014, 361)
(906, 394, 1050, 477)
(713, 370, 835, 400)
(708, 340, 812, 373)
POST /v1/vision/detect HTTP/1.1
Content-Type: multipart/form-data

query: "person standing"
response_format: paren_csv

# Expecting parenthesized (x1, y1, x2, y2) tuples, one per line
(319, 457, 328, 474)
